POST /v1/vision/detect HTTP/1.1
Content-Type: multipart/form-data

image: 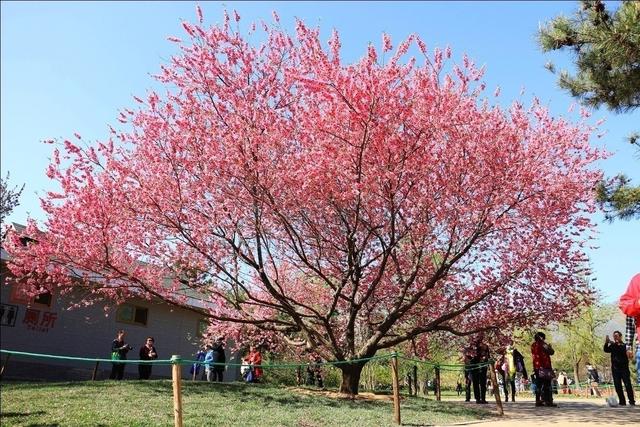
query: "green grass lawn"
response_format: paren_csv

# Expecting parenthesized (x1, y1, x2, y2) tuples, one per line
(0, 380, 494, 426)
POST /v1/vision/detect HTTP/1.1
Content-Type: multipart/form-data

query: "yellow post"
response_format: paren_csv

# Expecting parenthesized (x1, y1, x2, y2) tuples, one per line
(390, 353, 401, 425)
(171, 355, 184, 427)
(488, 363, 504, 416)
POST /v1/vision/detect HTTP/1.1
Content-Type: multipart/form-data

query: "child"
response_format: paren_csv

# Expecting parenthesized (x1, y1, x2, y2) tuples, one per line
(190, 346, 206, 380)
(204, 344, 214, 382)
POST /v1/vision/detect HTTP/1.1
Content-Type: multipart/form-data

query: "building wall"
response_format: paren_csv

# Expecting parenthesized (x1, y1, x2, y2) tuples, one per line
(0, 268, 240, 381)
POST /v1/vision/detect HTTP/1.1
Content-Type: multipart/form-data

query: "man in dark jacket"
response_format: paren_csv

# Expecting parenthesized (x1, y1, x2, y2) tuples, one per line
(475, 336, 490, 404)
(464, 335, 490, 404)
(604, 331, 635, 406)
(210, 336, 226, 382)
(462, 343, 477, 402)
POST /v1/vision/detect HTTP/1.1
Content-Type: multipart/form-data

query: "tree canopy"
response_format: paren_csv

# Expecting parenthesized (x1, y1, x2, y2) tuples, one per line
(539, 0, 640, 112)
(7, 8, 603, 394)
(539, 0, 640, 221)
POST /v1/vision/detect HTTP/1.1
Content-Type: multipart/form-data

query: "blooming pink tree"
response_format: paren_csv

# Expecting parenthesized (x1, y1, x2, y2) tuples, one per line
(7, 9, 603, 394)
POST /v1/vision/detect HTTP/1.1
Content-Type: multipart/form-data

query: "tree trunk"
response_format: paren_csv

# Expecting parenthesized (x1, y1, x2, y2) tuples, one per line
(339, 362, 366, 395)
(573, 363, 581, 390)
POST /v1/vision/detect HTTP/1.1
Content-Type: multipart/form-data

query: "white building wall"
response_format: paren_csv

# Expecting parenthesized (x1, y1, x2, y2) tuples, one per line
(0, 268, 240, 381)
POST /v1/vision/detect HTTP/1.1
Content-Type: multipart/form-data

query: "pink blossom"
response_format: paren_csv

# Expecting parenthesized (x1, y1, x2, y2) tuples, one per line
(382, 32, 392, 52)
(6, 11, 605, 395)
(196, 4, 203, 24)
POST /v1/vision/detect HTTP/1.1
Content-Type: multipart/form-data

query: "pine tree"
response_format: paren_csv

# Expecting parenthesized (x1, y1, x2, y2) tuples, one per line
(539, 0, 640, 220)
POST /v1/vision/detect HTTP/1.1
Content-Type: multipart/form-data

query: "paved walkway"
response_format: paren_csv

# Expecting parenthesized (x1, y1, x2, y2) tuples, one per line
(463, 397, 639, 426)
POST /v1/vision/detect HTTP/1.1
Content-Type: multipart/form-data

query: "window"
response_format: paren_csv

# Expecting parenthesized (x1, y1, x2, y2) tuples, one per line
(33, 290, 52, 307)
(116, 304, 149, 326)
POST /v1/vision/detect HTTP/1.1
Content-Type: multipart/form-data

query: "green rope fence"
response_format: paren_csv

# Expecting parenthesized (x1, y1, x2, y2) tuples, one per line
(3, 348, 629, 395)
(0, 348, 396, 368)
(0, 349, 174, 365)
(398, 354, 493, 371)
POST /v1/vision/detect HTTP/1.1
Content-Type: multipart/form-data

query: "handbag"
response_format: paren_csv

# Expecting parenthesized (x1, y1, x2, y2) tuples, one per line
(111, 351, 121, 361)
(537, 368, 554, 380)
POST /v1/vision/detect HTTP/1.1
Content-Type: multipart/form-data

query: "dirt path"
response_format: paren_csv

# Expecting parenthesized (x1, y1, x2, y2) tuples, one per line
(459, 396, 639, 426)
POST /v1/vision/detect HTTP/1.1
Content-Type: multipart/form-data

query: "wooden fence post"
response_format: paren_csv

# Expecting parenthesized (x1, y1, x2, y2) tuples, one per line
(0, 353, 10, 378)
(435, 365, 441, 401)
(171, 355, 184, 427)
(91, 361, 100, 381)
(390, 353, 401, 425)
(488, 363, 504, 416)
(413, 365, 418, 398)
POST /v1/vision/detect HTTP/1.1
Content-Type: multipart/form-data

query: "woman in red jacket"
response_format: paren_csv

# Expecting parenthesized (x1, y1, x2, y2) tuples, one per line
(619, 273, 640, 385)
(620, 273, 640, 351)
(531, 332, 557, 407)
(247, 345, 263, 382)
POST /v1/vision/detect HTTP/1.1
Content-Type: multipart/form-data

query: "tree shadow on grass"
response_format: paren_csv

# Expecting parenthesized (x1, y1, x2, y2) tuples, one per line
(1, 411, 47, 418)
(404, 399, 492, 417)
(178, 381, 391, 411)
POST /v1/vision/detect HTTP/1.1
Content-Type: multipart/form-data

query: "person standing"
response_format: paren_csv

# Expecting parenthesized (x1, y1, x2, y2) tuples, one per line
(585, 362, 602, 397)
(620, 274, 640, 347)
(204, 344, 215, 382)
(476, 336, 490, 404)
(495, 352, 509, 402)
(190, 346, 207, 380)
(311, 357, 324, 388)
(620, 273, 640, 384)
(604, 331, 635, 406)
(247, 345, 263, 382)
(210, 336, 226, 382)
(505, 345, 527, 402)
(531, 332, 556, 407)
(556, 371, 567, 395)
(462, 341, 478, 402)
(109, 330, 132, 380)
(138, 337, 158, 380)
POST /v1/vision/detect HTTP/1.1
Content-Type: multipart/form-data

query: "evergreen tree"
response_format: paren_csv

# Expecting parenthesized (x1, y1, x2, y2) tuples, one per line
(539, 0, 640, 220)
(0, 173, 24, 224)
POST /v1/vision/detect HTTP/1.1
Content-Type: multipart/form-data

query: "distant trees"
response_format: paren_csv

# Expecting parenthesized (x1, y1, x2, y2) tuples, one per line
(551, 301, 617, 386)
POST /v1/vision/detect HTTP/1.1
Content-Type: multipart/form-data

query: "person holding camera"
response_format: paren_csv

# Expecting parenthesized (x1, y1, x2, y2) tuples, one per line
(138, 337, 158, 380)
(109, 329, 132, 380)
(604, 331, 635, 406)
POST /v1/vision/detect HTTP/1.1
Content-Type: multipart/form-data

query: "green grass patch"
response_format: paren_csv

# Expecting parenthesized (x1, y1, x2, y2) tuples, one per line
(1, 380, 493, 426)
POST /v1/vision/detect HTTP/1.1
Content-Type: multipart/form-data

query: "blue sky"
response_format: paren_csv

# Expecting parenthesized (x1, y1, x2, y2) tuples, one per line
(1, 1, 638, 302)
